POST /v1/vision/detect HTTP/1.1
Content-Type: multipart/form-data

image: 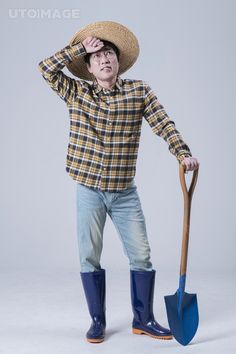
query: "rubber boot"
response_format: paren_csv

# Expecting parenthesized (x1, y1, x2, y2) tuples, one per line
(80, 269, 106, 343)
(130, 269, 172, 340)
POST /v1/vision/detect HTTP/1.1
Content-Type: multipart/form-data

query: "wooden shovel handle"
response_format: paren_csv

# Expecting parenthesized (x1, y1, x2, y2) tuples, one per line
(179, 164, 199, 276)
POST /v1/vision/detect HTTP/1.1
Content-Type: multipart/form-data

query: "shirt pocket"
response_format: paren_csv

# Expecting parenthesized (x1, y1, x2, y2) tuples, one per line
(122, 131, 139, 143)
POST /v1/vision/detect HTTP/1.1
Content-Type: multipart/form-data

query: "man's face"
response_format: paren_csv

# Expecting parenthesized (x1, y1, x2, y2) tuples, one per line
(86, 46, 119, 82)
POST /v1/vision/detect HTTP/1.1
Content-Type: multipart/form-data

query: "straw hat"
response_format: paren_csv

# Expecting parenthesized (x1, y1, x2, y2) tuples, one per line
(66, 21, 139, 81)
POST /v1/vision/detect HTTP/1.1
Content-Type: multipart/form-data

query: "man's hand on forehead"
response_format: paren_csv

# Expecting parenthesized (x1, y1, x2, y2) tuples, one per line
(82, 37, 104, 54)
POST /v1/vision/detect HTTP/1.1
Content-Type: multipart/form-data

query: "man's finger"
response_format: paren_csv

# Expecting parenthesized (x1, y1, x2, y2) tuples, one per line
(93, 39, 102, 47)
(86, 36, 93, 43)
(90, 37, 99, 46)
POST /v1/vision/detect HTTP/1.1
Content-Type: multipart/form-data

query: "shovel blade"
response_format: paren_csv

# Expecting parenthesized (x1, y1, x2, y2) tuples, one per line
(164, 291, 199, 346)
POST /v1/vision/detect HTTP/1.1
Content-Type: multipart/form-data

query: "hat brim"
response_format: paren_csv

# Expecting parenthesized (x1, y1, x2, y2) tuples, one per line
(66, 21, 139, 81)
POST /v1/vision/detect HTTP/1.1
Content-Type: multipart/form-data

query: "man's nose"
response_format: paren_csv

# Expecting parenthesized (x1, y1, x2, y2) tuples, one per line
(100, 53, 110, 64)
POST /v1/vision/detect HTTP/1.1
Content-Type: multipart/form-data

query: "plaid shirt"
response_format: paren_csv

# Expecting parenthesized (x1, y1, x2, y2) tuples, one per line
(38, 42, 192, 191)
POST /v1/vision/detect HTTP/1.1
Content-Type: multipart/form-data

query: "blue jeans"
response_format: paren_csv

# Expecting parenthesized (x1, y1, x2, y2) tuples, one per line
(76, 179, 153, 273)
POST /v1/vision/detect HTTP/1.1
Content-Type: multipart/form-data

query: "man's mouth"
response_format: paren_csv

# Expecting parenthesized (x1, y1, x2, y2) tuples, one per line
(101, 66, 112, 71)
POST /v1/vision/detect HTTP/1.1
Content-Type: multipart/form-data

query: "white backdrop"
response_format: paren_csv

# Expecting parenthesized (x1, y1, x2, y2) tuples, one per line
(1, 0, 235, 276)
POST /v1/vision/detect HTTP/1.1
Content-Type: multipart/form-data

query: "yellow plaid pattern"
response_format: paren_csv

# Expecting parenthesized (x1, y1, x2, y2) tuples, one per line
(38, 42, 192, 191)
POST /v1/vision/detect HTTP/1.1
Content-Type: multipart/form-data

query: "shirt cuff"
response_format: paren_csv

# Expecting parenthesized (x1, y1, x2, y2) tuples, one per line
(65, 42, 87, 61)
(177, 153, 192, 163)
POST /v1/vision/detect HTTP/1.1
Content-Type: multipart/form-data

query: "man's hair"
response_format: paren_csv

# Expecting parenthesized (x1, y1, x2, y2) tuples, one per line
(84, 39, 120, 65)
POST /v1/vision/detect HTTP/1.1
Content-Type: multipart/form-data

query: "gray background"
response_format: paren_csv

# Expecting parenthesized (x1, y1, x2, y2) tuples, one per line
(0, 0, 235, 353)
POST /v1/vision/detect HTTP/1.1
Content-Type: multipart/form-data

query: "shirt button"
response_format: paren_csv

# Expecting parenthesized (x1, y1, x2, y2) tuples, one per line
(109, 122, 112, 125)
(103, 167, 106, 170)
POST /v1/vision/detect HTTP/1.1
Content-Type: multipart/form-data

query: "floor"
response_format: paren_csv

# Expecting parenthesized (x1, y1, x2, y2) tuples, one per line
(0, 268, 235, 354)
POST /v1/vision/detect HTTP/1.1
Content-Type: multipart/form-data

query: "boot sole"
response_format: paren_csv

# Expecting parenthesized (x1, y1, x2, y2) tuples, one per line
(87, 337, 104, 343)
(132, 328, 173, 340)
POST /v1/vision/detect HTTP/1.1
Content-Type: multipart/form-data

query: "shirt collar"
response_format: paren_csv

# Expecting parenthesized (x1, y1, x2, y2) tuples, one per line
(92, 76, 123, 95)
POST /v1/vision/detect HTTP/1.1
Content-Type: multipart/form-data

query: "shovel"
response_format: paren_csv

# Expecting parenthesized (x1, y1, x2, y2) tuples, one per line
(164, 164, 199, 346)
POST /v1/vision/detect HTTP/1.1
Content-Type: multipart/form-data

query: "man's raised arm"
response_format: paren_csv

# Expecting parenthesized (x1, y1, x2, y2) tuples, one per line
(38, 42, 86, 104)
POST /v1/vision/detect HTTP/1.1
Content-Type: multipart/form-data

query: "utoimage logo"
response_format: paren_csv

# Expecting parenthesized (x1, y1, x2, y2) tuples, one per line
(8, 8, 80, 19)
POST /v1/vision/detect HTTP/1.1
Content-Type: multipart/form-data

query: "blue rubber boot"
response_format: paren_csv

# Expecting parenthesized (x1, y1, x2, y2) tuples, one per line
(130, 270, 172, 340)
(80, 269, 106, 343)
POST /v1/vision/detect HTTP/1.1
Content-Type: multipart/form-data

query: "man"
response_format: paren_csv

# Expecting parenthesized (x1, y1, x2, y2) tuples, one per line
(38, 21, 199, 344)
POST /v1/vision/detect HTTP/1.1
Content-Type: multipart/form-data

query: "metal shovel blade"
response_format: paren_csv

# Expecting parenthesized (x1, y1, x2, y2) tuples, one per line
(164, 290, 199, 346)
